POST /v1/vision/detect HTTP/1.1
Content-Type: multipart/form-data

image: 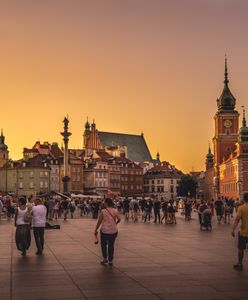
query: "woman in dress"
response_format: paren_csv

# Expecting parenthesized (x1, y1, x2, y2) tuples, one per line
(14, 198, 31, 256)
(95, 198, 121, 266)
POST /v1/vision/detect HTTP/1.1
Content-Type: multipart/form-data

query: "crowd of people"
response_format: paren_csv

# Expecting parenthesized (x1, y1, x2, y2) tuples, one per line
(1, 193, 248, 271)
(0, 194, 243, 226)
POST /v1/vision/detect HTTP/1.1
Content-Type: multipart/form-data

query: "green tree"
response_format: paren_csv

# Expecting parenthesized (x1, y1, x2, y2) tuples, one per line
(177, 174, 197, 198)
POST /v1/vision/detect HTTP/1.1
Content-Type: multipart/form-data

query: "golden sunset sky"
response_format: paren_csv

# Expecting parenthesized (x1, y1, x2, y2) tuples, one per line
(1, 0, 248, 172)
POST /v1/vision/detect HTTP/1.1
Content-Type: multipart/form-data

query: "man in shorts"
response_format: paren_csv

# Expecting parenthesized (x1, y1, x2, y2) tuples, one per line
(232, 192, 248, 271)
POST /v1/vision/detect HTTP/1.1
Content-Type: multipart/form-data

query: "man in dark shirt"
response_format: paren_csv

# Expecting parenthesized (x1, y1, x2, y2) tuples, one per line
(123, 197, 130, 221)
(153, 197, 161, 223)
(215, 198, 224, 224)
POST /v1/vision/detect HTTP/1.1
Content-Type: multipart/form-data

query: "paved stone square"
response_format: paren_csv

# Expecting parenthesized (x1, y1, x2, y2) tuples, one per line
(0, 213, 247, 300)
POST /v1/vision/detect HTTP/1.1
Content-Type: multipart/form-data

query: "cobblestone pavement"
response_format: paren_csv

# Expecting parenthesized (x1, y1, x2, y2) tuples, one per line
(0, 213, 247, 300)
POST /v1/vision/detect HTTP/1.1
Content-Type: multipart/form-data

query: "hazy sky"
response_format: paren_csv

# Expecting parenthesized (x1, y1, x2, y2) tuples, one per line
(1, 0, 248, 172)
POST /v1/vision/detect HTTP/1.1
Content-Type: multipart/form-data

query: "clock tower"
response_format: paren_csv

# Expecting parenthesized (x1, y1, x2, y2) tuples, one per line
(213, 58, 239, 168)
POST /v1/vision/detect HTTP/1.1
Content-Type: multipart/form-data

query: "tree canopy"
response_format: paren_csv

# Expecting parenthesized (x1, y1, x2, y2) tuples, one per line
(177, 174, 197, 198)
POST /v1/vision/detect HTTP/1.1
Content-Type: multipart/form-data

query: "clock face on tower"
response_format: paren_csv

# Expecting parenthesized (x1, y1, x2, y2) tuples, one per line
(224, 119, 232, 128)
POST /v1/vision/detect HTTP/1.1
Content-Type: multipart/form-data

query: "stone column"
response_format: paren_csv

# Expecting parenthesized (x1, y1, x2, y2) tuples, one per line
(60, 117, 71, 194)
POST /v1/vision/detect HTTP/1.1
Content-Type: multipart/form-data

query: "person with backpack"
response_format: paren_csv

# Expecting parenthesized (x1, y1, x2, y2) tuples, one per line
(94, 198, 121, 266)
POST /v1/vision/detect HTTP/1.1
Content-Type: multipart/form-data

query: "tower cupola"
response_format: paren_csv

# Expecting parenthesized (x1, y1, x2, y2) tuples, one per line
(156, 151, 160, 162)
(85, 117, 90, 131)
(217, 57, 236, 112)
(238, 107, 248, 142)
(206, 143, 214, 170)
(0, 129, 8, 151)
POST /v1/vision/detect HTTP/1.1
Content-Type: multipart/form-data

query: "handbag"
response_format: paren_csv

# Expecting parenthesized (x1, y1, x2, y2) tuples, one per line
(24, 209, 32, 223)
(24, 212, 32, 223)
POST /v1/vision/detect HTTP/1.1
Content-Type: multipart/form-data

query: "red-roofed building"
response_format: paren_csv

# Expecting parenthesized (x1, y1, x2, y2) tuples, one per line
(204, 59, 248, 200)
(144, 161, 183, 200)
(0, 155, 50, 196)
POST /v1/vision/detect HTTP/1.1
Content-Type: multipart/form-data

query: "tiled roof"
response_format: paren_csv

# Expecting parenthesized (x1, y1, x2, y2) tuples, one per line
(50, 144, 63, 158)
(98, 132, 153, 163)
(145, 161, 183, 178)
(23, 148, 39, 153)
(1, 155, 50, 170)
(95, 151, 113, 160)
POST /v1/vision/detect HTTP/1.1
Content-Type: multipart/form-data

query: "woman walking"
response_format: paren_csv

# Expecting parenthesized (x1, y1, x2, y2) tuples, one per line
(94, 198, 121, 266)
(14, 198, 31, 256)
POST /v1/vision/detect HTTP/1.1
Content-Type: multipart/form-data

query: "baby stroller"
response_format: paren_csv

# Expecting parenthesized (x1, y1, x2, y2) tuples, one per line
(200, 209, 212, 231)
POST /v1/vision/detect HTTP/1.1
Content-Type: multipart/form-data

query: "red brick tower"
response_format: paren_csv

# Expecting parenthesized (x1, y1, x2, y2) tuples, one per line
(213, 57, 239, 195)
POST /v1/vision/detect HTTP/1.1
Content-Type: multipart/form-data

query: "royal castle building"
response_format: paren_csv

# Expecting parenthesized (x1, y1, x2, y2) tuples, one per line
(204, 59, 248, 201)
(83, 119, 153, 163)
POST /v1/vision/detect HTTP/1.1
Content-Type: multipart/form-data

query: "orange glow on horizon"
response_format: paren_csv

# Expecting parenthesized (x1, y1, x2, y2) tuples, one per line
(1, 1, 248, 173)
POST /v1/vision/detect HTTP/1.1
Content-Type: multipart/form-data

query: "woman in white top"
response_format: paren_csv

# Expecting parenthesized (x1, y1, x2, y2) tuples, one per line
(95, 198, 121, 266)
(14, 198, 31, 256)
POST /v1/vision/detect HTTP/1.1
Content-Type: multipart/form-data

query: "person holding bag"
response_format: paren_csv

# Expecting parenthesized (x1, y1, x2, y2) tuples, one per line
(94, 198, 121, 266)
(14, 198, 31, 256)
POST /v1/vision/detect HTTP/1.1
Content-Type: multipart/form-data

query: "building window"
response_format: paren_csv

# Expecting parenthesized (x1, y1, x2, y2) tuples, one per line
(40, 181, 43, 188)
(29, 182, 34, 189)
(40, 172, 43, 177)
(44, 181, 48, 188)
(30, 172, 34, 178)
(19, 172, 23, 179)
(19, 182, 23, 189)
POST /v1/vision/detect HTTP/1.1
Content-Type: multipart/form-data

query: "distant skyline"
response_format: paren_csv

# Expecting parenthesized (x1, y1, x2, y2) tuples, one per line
(1, 0, 248, 172)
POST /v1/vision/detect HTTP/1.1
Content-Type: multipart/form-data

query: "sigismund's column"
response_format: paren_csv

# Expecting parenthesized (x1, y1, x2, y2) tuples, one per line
(60, 117, 71, 193)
